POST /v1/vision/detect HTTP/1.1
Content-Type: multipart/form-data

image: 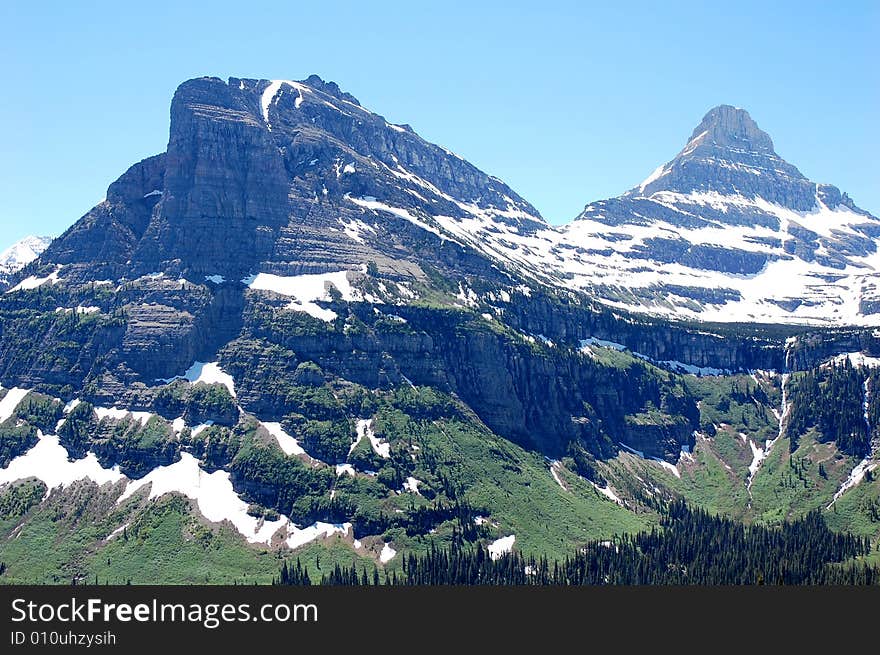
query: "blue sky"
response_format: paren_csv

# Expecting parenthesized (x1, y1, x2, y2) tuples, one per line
(0, 0, 876, 247)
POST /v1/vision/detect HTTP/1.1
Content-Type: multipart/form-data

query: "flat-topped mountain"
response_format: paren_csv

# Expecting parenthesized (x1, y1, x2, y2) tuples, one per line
(40, 75, 543, 288)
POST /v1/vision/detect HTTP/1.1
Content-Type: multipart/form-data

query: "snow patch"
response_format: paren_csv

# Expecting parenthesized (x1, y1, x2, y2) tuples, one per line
(286, 522, 351, 550)
(636, 355, 728, 376)
(487, 535, 515, 560)
(261, 80, 308, 130)
(242, 271, 359, 322)
(261, 422, 305, 456)
(106, 522, 131, 540)
(380, 542, 397, 563)
(0, 387, 30, 422)
(828, 352, 880, 368)
(190, 422, 214, 438)
(402, 476, 421, 494)
(549, 461, 567, 491)
(6, 267, 61, 293)
(93, 407, 153, 426)
(357, 418, 389, 458)
(338, 218, 376, 244)
(456, 282, 478, 308)
(348, 196, 444, 239)
(335, 464, 356, 477)
(117, 452, 287, 545)
(158, 362, 236, 397)
(637, 164, 668, 193)
(653, 458, 680, 479)
(747, 439, 766, 482)
(62, 398, 81, 414)
(828, 458, 878, 507)
(0, 433, 125, 495)
(579, 337, 626, 351)
(591, 481, 623, 505)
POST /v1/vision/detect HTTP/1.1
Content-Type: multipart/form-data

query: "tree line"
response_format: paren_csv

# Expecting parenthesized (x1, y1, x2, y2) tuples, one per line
(276, 500, 878, 586)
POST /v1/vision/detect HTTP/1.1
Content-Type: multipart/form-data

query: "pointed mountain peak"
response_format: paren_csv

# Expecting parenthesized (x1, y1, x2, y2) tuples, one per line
(687, 104, 774, 154)
(624, 104, 812, 205)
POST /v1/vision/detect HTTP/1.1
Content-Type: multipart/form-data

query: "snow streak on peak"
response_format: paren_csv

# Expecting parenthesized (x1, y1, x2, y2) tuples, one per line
(637, 164, 669, 193)
(0, 235, 52, 273)
(260, 80, 307, 129)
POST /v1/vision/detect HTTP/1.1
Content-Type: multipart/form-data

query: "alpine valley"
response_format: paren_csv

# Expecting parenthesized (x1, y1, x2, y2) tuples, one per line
(0, 76, 877, 585)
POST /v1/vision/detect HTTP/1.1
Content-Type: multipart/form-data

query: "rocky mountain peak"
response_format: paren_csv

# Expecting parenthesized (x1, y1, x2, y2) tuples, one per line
(566, 103, 880, 326)
(21, 74, 545, 289)
(687, 104, 775, 155)
(622, 104, 813, 207)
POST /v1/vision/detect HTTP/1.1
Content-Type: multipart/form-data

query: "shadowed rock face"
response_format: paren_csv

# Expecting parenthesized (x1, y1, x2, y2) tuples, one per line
(132, 78, 292, 278)
(39, 154, 165, 279)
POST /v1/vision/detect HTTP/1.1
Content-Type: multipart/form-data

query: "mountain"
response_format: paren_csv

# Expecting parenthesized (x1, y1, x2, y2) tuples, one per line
(0, 77, 877, 584)
(0, 235, 52, 289)
(556, 105, 880, 325)
(43, 76, 543, 288)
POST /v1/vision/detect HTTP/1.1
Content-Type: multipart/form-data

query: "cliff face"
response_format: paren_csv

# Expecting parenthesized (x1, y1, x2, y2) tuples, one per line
(133, 79, 291, 278)
(213, 301, 699, 462)
(498, 293, 787, 372)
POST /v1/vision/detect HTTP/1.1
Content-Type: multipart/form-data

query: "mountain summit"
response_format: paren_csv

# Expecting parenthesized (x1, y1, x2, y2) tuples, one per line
(622, 105, 861, 217)
(557, 105, 880, 324)
(686, 104, 774, 152)
(40, 75, 544, 287)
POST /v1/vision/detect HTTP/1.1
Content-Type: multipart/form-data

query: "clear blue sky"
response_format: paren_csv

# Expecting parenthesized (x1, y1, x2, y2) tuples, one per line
(0, 0, 877, 247)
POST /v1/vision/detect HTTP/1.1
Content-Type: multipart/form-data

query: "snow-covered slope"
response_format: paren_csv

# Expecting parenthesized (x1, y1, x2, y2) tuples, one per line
(0, 235, 52, 287)
(556, 187, 880, 325)
(306, 102, 880, 326)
